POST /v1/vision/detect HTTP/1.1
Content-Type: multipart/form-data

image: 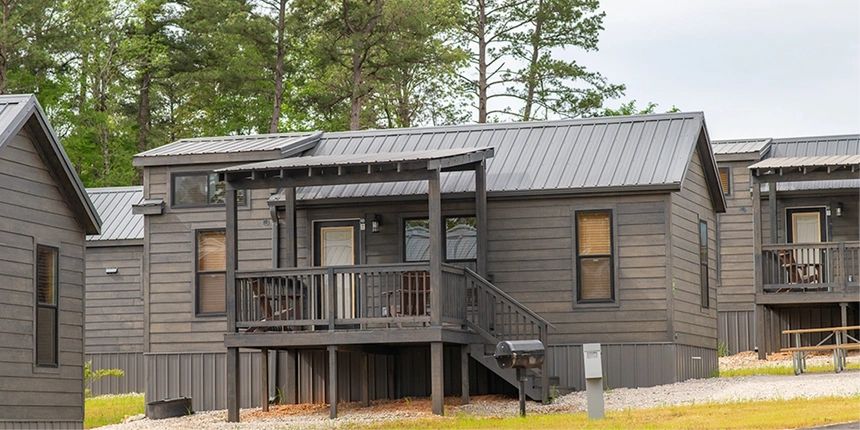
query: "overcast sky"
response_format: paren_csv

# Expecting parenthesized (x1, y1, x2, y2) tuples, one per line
(573, 0, 860, 140)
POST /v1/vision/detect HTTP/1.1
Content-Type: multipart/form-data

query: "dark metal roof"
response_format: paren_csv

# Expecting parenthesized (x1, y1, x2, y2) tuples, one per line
(134, 132, 321, 166)
(0, 94, 101, 234)
(768, 134, 859, 157)
(86, 187, 144, 242)
(295, 112, 708, 200)
(711, 138, 771, 156)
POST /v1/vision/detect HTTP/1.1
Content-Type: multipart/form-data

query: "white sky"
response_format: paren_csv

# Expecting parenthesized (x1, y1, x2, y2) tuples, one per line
(573, 0, 860, 140)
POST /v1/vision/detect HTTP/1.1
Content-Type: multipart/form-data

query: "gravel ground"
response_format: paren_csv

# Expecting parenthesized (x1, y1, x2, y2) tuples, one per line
(100, 353, 860, 430)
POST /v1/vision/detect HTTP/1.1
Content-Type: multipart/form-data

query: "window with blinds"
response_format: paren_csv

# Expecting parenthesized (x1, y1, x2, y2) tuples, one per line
(197, 230, 226, 314)
(575, 211, 614, 302)
(36, 245, 58, 366)
(699, 220, 709, 308)
(718, 167, 730, 195)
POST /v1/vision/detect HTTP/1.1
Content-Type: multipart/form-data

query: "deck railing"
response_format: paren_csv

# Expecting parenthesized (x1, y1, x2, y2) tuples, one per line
(234, 263, 552, 341)
(762, 241, 859, 293)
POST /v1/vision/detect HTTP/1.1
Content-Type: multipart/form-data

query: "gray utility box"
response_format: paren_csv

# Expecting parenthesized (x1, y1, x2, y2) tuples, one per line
(583, 343, 602, 379)
(494, 340, 545, 369)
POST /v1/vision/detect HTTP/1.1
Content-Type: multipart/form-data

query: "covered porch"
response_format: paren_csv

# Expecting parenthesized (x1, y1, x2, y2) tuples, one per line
(749, 154, 860, 358)
(216, 147, 551, 422)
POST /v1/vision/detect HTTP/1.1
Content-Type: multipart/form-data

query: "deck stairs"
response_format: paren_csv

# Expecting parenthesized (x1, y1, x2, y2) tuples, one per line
(460, 268, 570, 401)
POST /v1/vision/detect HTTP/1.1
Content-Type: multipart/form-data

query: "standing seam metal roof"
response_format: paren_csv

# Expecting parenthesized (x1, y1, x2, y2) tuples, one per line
(711, 138, 772, 155)
(295, 112, 706, 200)
(86, 187, 144, 242)
(135, 132, 319, 157)
(766, 134, 860, 191)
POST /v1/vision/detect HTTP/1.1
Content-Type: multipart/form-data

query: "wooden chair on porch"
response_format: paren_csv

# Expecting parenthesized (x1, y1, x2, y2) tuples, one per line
(778, 250, 821, 291)
(383, 271, 430, 327)
(247, 278, 304, 332)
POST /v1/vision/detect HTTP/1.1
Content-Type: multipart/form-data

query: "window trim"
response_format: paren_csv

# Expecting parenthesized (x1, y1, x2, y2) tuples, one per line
(194, 228, 227, 316)
(718, 167, 731, 196)
(171, 171, 245, 209)
(35, 244, 59, 367)
(699, 219, 709, 309)
(402, 215, 478, 263)
(574, 209, 616, 305)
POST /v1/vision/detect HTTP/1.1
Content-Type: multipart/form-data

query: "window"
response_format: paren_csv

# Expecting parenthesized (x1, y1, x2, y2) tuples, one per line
(196, 230, 226, 315)
(404, 216, 477, 262)
(575, 211, 614, 303)
(36, 245, 58, 366)
(699, 220, 709, 308)
(718, 167, 730, 195)
(172, 172, 245, 207)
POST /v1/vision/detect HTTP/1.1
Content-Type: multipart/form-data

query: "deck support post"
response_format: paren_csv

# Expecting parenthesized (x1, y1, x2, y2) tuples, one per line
(431, 342, 444, 415)
(428, 169, 442, 326)
(261, 348, 269, 412)
(768, 187, 777, 243)
(227, 347, 240, 422)
(840, 302, 848, 345)
(285, 349, 297, 404)
(475, 160, 488, 278)
(460, 344, 469, 405)
(361, 352, 370, 407)
(328, 345, 338, 419)
(284, 187, 297, 268)
(751, 177, 766, 359)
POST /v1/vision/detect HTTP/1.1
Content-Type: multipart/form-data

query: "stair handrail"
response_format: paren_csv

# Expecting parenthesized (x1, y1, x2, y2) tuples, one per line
(463, 267, 556, 332)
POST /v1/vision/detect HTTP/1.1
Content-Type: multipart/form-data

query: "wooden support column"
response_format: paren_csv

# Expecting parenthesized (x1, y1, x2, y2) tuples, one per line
(540, 327, 549, 404)
(286, 349, 297, 404)
(460, 345, 469, 405)
(475, 160, 488, 278)
(361, 353, 370, 407)
(226, 188, 241, 422)
(328, 346, 338, 419)
(227, 347, 240, 422)
(768, 186, 778, 243)
(261, 348, 269, 412)
(284, 187, 297, 268)
(431, 342, 444, 416)
(429, 169, 443, 326)
(841, 303, 848, 345)
(751, 178, 766, 360)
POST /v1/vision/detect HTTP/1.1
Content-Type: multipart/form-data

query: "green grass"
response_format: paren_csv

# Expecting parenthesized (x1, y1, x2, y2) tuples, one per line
(719, 362, 860, 377)
(84, 393, 144, 429)
(360, 396, 860, 430)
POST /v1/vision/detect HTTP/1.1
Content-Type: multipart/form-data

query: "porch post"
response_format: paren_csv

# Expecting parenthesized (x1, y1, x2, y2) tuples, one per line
(226, 188, 241, 422)
(431, 341, 444, 415)
(328, 345, 338, 419)
(460, 344, 469, 405)
(286, 349, 298, 404)
(752, 178, 766, 359)
(475, 160, 488, 278)
(361, 352, 370, 407)
(284, 187, 297, 268)
(429, 168, 443, 326)
(260, 348, 269, 412)
(768, 186, 777, 243)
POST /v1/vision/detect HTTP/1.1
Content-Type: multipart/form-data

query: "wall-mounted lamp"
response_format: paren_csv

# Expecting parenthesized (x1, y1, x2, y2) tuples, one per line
(836, 202, 843, 217)
(371, 214, 382, 233)
(105, 268, 118, 275)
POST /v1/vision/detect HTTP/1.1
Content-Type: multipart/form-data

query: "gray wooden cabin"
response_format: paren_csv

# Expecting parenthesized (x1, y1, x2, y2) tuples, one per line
(713, 135, 859, 356)
(84, 186, 145, 395)
(0, 94, 101, 429)
(132, 112, 726, 418)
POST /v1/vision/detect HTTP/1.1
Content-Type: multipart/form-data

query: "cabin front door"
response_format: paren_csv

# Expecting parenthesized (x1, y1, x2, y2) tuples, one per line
(313, 220, 360, 320)
(786, 208, 826, 277)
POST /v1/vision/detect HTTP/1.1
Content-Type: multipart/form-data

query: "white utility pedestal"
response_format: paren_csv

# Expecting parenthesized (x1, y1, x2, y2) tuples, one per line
(583, 343, 604, 419)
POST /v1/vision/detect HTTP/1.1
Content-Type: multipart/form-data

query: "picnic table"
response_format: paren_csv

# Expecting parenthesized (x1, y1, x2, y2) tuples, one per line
(780, 326, 860, 374)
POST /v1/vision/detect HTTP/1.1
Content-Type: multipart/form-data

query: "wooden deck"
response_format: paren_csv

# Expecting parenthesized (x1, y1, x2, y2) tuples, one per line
(758, 241, 859, 304)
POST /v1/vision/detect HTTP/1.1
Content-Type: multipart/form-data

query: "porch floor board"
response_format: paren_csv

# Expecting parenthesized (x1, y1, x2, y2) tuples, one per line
(224, 326, 482, 349)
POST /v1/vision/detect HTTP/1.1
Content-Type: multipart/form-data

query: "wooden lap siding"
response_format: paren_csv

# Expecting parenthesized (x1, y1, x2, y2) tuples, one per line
(670, 145, 719, 357)
(0, 132, 85, 426)
(85, 246, 144, 353)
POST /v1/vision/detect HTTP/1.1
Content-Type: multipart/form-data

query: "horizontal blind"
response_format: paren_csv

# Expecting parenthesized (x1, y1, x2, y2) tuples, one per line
(37, 247, 57, 304)
(198, 230, 226, 271)
(718, 168, 730, 194)
(578, 212, 610, 255)
(198, 273, 226, 314)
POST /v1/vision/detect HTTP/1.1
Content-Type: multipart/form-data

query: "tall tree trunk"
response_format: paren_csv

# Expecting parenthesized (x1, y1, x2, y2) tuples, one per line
(522, 0, 544, 122)
(349, 46, 362, 130)
(137, 66, 150, 185)
(0, 1, 10, 95)
(476, 0, 487, 123)
(268, 0, 287, 133)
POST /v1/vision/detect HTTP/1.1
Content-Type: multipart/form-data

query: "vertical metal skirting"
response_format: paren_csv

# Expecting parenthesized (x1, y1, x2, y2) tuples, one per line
(717, 310, 756, 355)
(86, 352, 145, 395)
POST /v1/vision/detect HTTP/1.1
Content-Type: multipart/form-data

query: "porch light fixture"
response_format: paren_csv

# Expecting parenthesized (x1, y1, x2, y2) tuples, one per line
(371, 214, 382, 233)
(836, 202, 843, 217)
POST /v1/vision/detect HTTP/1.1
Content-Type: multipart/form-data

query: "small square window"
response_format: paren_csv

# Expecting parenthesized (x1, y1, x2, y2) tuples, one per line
(404, 216, 477, 262)
(172, 173, 245, 207)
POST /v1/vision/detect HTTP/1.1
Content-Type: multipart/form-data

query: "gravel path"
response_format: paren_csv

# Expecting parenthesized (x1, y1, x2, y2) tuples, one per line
(101, 368, 860, 430)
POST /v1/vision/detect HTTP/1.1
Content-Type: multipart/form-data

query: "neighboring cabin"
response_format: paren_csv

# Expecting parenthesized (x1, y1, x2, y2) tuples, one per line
(0, 94, 101, 429)
(713, 135, 859, 356)
(131, 112, 725, 414)
(84, 186, 146, 395)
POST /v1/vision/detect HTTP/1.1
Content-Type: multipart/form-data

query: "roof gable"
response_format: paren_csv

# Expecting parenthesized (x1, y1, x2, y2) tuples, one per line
(0, 94, 101, 234)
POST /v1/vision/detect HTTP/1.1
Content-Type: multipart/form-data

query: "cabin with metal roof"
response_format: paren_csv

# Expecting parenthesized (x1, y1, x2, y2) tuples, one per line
(132, 112, 725, 419)
(84, 186, 146, 395)
(0, 94, 101, 429)
(712, 134, 859, 357)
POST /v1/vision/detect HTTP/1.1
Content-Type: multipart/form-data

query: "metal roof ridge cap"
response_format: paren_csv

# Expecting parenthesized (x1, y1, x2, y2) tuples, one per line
(770, 133, 860, 143)
(87, 185, 144, 192)
(280, 131, 323, 157)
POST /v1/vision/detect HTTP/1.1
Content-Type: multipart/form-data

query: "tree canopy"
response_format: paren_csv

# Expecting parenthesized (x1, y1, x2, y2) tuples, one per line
(1, 0, 632, 187)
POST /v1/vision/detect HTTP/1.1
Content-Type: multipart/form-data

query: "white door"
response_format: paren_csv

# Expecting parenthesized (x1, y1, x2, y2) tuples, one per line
(315, 221, 359, 320)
